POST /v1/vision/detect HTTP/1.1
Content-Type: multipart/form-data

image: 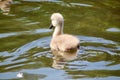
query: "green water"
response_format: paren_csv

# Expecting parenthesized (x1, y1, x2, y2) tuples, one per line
(0, 0, 120, 80)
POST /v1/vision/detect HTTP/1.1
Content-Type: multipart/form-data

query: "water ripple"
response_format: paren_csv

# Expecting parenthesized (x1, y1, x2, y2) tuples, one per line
(0, 35, 119, 79)
(22, 0, 60, 2)
(0, 28, 52, 38)
(70, 3, 93, 7)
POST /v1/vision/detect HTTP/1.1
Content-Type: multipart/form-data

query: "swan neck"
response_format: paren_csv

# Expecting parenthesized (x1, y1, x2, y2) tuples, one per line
(53, 25, 63, 37)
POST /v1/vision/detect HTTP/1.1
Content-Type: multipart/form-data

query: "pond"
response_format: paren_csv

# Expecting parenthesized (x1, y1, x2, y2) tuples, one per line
(0, 0, 120, 80)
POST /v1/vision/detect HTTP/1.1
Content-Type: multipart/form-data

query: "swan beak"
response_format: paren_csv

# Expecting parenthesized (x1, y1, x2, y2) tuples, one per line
(49, 23, 54, 29)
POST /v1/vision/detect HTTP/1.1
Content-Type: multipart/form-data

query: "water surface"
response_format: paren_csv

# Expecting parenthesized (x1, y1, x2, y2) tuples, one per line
(0, 0, 120, 80)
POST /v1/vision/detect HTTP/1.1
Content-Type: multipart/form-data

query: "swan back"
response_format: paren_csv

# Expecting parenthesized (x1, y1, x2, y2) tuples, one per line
(50, 34, 79, 52)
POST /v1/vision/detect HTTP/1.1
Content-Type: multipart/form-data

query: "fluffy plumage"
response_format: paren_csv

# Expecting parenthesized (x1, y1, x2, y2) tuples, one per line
(49, 13, 80, 53)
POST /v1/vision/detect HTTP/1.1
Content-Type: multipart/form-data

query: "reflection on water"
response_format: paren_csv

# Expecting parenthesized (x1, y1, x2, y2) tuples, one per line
(0, 0, 120, 80)
(52, 50, 78, 69)
(106, 27, 120, 32)
(0, 0, 13, 15)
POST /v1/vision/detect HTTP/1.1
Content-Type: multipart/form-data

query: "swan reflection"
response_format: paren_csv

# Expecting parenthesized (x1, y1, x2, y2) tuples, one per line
(52, 50, 78, 69)
(0, 0, 13, 15)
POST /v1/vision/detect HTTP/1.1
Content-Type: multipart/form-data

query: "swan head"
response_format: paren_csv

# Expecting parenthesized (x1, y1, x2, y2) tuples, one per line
(49, 13, 64, 29)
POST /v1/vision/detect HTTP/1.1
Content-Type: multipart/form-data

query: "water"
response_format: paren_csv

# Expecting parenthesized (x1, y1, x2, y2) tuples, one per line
(0, 0, 120, 80)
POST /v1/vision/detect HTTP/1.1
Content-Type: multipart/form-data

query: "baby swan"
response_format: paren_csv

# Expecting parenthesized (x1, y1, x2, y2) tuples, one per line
(49, 13, 80, 54)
